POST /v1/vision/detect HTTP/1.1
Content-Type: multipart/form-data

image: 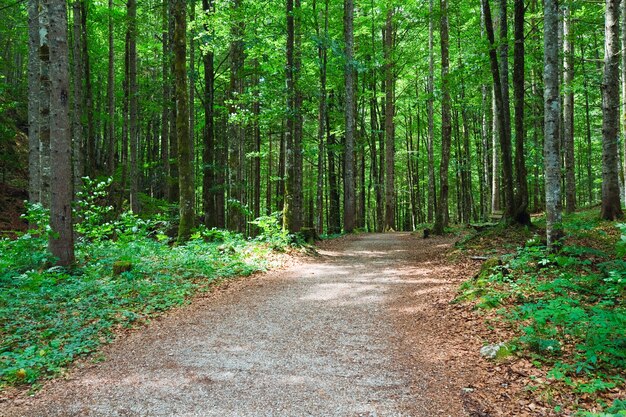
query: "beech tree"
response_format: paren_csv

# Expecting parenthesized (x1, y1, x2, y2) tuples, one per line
(600, 0, 624, 220)
(47, 0, 75, 265)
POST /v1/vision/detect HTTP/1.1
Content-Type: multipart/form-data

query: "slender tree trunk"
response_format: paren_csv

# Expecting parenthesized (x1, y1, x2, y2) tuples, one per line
(314, 0, 328, 235)
(189, 0, 195, 195)
(28, 0, 41, 204)
(544, 0, 563, 249)
(383, 7, 395, 231)
(492, 90, 500, 213)
(228, 0, 245, 231)
(128, 0, 139, 213)
(161, 0, 170, 200)
(168, 3, 179, 202)
(39, 2, 51, 206)
(563, 5, 576, 214)
(327, 91, 341, 234)
(433, 0, 451, 235)
(284, 0, 296, 231)
(253, 59, 261, 222)
(174, 0, 194, 242)
(81, 0, 94, 176)
(47, 0, 75, 265)
(427, 0, 436, 223)
(601, 0, 624, 219)
(482, 0, 514, 220)
(343, 0, 356, 233)
(71, 1, 83, 191)
(107, 0, 115, 175)
(513, 0, 530, 224)
(201, 0, 215, 226)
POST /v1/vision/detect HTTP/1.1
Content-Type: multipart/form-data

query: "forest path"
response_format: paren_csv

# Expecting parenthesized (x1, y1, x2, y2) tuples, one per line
(3, 233, 482, 417)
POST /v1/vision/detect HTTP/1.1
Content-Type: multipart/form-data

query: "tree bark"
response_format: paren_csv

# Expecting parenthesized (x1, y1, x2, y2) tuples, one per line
(343, 0, 356, 233)
(47, 0, 75, 265)
(544, 0, 563, 249)
(39, 1, 51, 206)
(601, 0, 624, 220)
(427, 0, 436, 224)
(27, 0, 41, 204)
(174, 0, 194, 242)
(128, 0, 139, 213)
(161, 0, 170, 200)
(433, 0, 451, 235)
(202, 0, 215, 227)
(383, 7, 395, 231)
(482, 0, 514, 221)
(106, 0, 115, 175)
(563, 5, 576, 214)
(513, 0, 530, 224)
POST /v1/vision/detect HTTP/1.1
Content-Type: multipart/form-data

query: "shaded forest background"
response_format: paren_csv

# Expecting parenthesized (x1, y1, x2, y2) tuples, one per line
(0, 0, 625, 248)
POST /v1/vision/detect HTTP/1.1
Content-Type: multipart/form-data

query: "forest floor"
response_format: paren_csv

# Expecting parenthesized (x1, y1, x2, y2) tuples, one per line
(2, 230, 618, 416)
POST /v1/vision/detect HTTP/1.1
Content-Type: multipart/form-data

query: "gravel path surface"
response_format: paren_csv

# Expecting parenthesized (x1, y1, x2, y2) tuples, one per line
(2, 233, 474, 417)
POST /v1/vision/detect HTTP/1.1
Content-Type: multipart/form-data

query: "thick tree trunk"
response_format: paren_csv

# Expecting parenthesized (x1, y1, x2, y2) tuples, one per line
(622, 0, 626, 206)
(174, 0, 194, 243)
(563, 6, 576, 214)
(513, 0, 530, 224)
(433, 0, 451, 235)
(544, 0, 563, 249)
(27, 0, 41, 204)
(343, 0, 356, 232)
(601, 0, 624, 220)
(47, 0, 75, 265)
(383, 8, 395, 231)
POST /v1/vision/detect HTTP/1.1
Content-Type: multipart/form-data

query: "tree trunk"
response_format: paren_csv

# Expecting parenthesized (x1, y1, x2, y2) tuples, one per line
(433, 0, 450, 235)
(71, 1, 83, 192)
(80, 0, 95, 176)
(47, 0, 75, 265)
(343, 0, 356, 233)
(161, 0, 170, 200)
(563, 5, 576, 214)
(513, 0, 530, 224)
(543, 0, 563, 249)
(622, 0, 626, 206)
(383, 7, 395, 231)
(202, 0, 215, 226)
(27, 0, 41, 204)
(427, 0, 436, 223)
(314, 0, 328, 235)
(327, 91, 341, 234)
(228, 0, 245, 232)
(601, 0, 624, 220)
(39, 1, 51, 206)
(174, 0, 194, 242)
(106, 0, 115, 175)
(482, 0, 514, 221)
(128, 0, 139, 213)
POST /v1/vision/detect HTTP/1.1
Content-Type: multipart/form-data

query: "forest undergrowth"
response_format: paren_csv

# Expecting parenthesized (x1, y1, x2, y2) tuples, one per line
(0, 178, 300, 393)
(457, 209, 626, 416)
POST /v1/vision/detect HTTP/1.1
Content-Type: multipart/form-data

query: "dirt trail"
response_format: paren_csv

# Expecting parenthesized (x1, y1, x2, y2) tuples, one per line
(2, 233, 484, 417)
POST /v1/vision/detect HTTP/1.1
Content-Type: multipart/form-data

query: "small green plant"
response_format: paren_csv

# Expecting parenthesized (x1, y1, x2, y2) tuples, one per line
(250, 212, 291, 250)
